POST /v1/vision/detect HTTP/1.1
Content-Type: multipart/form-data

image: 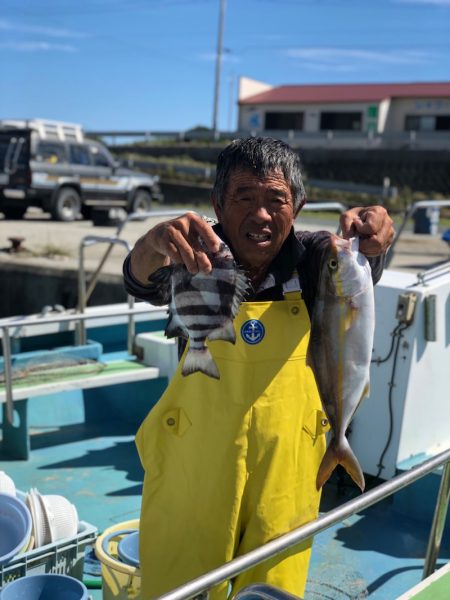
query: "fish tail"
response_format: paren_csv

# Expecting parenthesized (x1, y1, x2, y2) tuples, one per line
(316, 436, 365, 492)
(182, 347, 220, 380)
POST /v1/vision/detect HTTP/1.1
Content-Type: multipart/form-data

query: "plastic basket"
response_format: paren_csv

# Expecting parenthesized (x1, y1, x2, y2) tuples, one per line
(0, 516, 97, 590)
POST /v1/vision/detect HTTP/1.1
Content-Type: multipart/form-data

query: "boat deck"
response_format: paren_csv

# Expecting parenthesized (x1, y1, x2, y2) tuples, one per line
(2, 414, 448, 600)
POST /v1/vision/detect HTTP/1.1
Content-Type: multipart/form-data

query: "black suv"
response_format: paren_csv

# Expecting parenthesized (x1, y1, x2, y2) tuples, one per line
(0, 119, 163, 221)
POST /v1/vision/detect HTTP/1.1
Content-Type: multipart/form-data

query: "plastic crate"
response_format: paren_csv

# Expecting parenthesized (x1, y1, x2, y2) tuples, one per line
(0, 519, 97, 589)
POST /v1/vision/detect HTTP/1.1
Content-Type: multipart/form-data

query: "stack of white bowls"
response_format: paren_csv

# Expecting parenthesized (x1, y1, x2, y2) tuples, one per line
(0, 472, 79, 550)
(25, 488, 79, 548)
(40, 493, 79, 542)
(0, 471, 16, 497)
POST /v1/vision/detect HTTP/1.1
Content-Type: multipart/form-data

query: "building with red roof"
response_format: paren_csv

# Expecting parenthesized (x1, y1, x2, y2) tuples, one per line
(237, 77, 450, 149)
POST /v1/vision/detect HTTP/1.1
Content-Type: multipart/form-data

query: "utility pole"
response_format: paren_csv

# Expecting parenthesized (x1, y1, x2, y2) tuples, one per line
(228, 74, 234, 132)
(212, 0, 226, 141)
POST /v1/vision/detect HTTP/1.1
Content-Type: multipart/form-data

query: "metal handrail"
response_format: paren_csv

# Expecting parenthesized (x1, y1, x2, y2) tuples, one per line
(423, 460, 450, 578)
(386, 199, 450, 268)
(414, 261, 450, 287)
(156, 447, 450, 600)
(77, 209, 187, 317)
(1, 327, 14, 424)
(115, 208, 190, 237)
(0, 304, 167, 422)
(77, 235, 133, 348)
(301, 201, 347, 214)
(0, 304, 164, 331)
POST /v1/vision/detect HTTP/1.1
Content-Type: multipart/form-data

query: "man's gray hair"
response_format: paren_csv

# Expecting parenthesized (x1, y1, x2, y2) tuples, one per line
(212, 137, 306, 212)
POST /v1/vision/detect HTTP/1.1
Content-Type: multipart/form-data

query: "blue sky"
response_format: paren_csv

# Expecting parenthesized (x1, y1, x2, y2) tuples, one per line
(1, 0, 449, 132)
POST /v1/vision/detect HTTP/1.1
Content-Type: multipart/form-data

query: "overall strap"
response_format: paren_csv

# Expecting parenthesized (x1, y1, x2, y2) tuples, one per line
(282, 269, 302, 300)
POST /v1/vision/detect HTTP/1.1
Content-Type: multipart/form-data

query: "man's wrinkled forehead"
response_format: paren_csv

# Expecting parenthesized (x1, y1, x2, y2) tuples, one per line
(225, 166, 289, 190)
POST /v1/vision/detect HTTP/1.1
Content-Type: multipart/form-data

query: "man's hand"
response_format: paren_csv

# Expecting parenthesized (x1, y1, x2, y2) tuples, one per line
(130, 212, 222, 285)
(340, 206, 395, 257)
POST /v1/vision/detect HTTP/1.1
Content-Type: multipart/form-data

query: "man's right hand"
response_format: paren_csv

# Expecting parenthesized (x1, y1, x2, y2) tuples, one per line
(130, 212, 222, 285)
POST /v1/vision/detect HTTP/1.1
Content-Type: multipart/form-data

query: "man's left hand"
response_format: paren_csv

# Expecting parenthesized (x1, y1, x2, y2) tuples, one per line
(340, 206, 395, 257)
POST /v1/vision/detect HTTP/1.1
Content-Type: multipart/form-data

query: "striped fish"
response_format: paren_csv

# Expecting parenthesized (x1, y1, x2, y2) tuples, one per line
(165, 241, 249, 379)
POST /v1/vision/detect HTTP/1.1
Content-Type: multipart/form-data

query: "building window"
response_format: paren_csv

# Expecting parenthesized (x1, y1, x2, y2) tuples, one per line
(320, 112, 362, 131)
(264, 112, 304, 130)
(405, 115, 450, 131)
(436, 115, 450, 131)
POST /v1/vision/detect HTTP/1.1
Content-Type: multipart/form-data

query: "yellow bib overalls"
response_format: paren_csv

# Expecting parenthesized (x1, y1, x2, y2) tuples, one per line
(136, 284, 329, 600)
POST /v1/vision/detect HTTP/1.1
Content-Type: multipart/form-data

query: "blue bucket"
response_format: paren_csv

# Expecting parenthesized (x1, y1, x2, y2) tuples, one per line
(117, 530, 140, 568)
(0, 574, 88, 599)
(0, 493, 32, 566)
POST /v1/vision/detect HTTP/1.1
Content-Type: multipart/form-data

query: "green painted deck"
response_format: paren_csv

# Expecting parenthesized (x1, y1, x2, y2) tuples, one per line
(396, 563, 450, 599)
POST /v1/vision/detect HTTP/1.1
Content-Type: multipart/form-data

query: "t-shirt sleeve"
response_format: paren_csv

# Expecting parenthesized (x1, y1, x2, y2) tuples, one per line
(122, 253, 171, 306)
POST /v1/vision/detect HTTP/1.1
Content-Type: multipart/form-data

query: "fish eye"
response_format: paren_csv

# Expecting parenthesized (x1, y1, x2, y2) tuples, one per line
(328, 258, 338, 270)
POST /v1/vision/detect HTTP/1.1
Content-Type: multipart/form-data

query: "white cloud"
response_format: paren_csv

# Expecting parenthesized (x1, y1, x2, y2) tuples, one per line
(284, 47, 432, 67)
(0, 19, 87, 39)
(0, 41, 77, 53)
(301, 61, 358, 72)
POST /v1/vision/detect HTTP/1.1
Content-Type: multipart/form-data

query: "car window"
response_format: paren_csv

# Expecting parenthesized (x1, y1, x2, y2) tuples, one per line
(36, 142, 66, 164)
(89, 145, 112, 168)
(69, 144, 91, 166)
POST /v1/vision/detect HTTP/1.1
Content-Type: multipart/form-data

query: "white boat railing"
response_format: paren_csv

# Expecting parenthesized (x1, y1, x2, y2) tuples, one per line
(386, 199, 450, 268)
(155, 448, 450, 600)
(77, 235, 133, 348)
(75, 210, 187, 350)
(0, 304, 167, 425)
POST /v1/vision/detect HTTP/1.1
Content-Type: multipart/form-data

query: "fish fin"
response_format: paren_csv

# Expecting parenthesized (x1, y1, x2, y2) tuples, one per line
(316, 439, 339, 491)
(235, 269, 250, 298)
(344, 304, 359, 331)
(182, 347, 220, 380)
(362, 381, 370, 400)
(316, 437, 365, 492)
(165, 312, 188, 339)
(230, 269, 250, 318)
(207, 320, 236, 343)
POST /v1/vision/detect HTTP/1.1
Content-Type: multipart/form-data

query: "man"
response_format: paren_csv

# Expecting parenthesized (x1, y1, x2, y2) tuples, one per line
(123, 137, 394, 599)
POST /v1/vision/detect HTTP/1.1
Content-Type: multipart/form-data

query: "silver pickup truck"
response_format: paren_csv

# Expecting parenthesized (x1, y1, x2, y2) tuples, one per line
(0, 119, 163, 221)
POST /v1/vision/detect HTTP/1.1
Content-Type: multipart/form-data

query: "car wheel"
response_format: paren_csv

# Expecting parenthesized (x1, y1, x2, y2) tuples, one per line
(2, 206, 27, 219)
(130, 190, 152, 214)
(51, 188, 81, 222)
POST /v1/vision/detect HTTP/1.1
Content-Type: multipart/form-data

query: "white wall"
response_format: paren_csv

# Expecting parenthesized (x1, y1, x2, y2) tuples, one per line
(385, 97, 450, 131)
(238, 76, 273, 101)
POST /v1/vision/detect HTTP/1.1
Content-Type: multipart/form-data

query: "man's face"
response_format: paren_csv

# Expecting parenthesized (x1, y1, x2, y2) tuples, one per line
(213, 168, 296, 271)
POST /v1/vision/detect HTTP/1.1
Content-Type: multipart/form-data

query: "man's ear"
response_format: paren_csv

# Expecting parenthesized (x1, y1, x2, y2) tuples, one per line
(294, 197, 306, 219)
(211, 193, 222, 221)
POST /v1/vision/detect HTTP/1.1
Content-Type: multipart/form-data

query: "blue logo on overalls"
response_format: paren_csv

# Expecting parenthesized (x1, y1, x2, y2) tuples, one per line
(241, 320, 265, 345)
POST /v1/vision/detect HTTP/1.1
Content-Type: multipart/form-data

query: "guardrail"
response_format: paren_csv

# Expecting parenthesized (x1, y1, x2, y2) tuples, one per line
(0, 304, 166, 425)
(89, 128, 450, 150)
(386, 199, 450, 267)
(156, 448, 450, 600)
(77, 236, 133, 349)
